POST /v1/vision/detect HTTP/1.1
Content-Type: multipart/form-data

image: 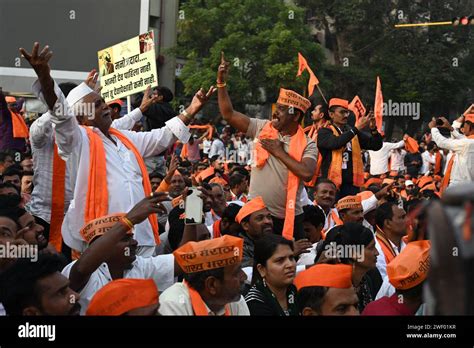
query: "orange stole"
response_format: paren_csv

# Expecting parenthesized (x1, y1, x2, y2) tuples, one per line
(255, 122, 307, 240)
(376, 227, 397, 265)
(213, 219, 222, 238)
(185, 281, 230, 316)
(49, 144, 66, 251)
(434, 152, 442, 175)
(327, 125, 364, 188)
(83, 127, 160, 244)
(11, 111, 29, 138)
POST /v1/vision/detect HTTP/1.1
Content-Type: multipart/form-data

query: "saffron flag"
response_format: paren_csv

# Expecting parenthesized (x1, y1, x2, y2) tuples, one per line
(297, 52, 319, 97)
(349, 95, 366, 122)
(374, 76, 384, 133)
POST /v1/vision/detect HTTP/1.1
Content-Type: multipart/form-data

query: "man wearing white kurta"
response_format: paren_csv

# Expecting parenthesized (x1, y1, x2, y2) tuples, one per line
(368, 140, 405, 176)
(430, 116, 474, 189)
(24, 42, 215, 256)
(28, 82, 148, 233)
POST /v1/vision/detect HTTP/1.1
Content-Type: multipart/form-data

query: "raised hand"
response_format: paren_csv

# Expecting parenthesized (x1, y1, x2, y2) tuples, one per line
(139, 85, 159, 113)
(125, 192, 170, 225)
(19, 42, 52, 76)
(356, 114, 370, 130)
(188, 86, 217, 115)
(217, 51, 230, 84)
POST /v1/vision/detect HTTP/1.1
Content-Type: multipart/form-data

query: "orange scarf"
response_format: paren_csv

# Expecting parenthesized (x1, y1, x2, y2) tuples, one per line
(49, 144, 66, 251)
(434, 151, 442, 175)
(440, 154, 455, 195)
(320, 209, 343, 239)
(11, 111, 29, 138)
(213, 219, 222, 238)
(255, 122, 307, 240)
(376, 227, 397, 265)
(189, 125, 213, 139)
(304, 124, 322, 188)
(185, 281, 230, 316)
(180, 143, 189, 159)
(84, 127, 160, 244)
(327, 125, 364, 188)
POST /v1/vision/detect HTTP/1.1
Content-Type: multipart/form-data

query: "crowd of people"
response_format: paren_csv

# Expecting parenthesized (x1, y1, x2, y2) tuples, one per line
(0, 43, 473, 316)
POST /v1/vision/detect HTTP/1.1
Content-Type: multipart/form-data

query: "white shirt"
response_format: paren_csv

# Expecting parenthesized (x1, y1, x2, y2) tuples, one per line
(368, 141, 405, 175)
(321, 207, 340, 234)
(61, 254, 175, 315)
(158, 282, 250, 316)
(297, 243, 318, 266)
(209, 138, 225, 159)
(203, 139, 212, 154)
(431, 127, 474, 188)
(375, 275, 396, 300)
(389, 149, 407, 172)
(420, 151, 434, 175)
(375, 237, 406, 280)
(27, 93, 143, 223)
(33, 80, 190, 252)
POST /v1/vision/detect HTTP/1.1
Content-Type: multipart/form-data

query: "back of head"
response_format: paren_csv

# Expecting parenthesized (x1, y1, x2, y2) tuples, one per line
(229, 173, 246, 189)
(317, 223, 374, 263)
(303, 205, 326, 228)
(156, 86, 174, 103)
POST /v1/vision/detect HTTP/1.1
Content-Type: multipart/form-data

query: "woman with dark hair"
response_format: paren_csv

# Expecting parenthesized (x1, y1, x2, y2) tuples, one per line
(316, 222, 379, 312)
(244, 234, 298, 316)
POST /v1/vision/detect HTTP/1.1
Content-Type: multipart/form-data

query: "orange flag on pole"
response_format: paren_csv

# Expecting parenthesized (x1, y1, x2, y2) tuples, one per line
(374, 76, 384, 133)
(297, 52, 319, 96)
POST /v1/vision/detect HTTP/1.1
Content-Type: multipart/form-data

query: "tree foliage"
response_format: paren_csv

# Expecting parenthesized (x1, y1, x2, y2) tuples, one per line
(176, 0, 326, 110)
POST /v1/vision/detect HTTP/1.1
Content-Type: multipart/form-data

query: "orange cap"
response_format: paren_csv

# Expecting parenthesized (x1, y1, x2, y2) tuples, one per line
(173, 235, 244, 273)
(107, 99, 124, 107)
(364, 177, 383, 188)
(328, 98, 349, 109)
(420, 183, 437, 192)
(404, 136, 419, 154)
(86, 279, 158, 315)
(294, 264, 353, 290)
(465, 113, 474, 123)
(277, 88, 311, 113)
(196, 166, 215, 183)
(387, 240, 431, 290)
(209, 176, 228, 186)
(80, 213, 128, 244)
(235, 196, 266, 223)
(336, 195, 362, 211)
(417, 176, 433, 189)
(5, 96, 16, 103)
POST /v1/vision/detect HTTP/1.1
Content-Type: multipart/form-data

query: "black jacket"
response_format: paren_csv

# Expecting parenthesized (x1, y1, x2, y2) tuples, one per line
(317, 125, 383, 185)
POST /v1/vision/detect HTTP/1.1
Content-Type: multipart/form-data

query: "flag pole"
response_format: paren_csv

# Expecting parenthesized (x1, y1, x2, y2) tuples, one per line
(316, 85, 328, 105)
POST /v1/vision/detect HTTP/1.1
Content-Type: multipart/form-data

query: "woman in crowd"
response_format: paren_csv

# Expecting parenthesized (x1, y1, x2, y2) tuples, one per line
(245, 234, 298, 316)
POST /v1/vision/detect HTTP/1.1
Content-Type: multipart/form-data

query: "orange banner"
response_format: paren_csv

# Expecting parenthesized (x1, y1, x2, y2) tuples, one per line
(349, 95, 366, 122)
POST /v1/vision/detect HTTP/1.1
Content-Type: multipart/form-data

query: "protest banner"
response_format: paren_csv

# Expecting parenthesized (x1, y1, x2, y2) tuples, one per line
(98, 31, 158, 102)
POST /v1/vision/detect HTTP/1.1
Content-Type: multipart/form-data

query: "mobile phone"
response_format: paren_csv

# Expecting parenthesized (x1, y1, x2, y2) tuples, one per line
(185, 187, 203, 225)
